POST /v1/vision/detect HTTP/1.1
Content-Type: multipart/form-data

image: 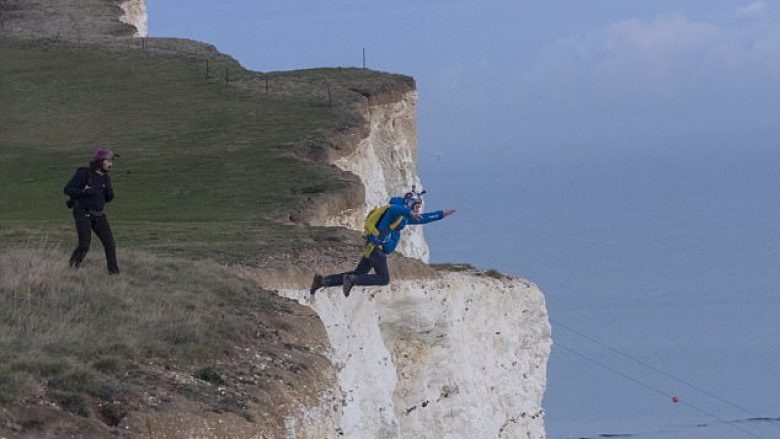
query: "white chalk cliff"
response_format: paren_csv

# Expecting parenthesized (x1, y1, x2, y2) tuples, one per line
(278, 270, 550, 439)
(119, 0, 148, 37)
(276, 86, 552, 438)
(326, 90, 431, 263)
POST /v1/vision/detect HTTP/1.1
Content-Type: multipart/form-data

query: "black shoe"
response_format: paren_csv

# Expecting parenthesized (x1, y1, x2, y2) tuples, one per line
(108, 269, 120, 275)
(310, 274, 323, 296)
(342, 274, 356, 298)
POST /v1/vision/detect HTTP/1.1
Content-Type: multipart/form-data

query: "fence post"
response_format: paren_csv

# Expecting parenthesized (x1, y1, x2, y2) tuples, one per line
(265, 76, 269, 95)
(327, 83, 332, 107)
(362, 48, 366, 69)
(205, 60, 210, 79)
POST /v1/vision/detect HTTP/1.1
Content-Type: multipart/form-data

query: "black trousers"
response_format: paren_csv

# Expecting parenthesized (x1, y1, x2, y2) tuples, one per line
(69, 210, 119, 274)
(323, 247, 390, 287)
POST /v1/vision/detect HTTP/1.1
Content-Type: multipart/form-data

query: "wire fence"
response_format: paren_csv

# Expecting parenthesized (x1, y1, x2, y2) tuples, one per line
(0, 32, 384, 109)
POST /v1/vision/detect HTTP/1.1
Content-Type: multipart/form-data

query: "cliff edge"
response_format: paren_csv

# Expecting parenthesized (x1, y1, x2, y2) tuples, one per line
(0, 0, 147, 41)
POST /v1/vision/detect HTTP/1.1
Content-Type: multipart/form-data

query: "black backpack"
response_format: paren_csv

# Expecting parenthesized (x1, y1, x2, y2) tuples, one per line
(65, 167, 92, 209)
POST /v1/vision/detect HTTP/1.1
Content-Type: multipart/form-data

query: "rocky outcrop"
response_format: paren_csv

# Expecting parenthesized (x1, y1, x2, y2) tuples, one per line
(277, 269, 551, 439)
(0, 0, 147, 41)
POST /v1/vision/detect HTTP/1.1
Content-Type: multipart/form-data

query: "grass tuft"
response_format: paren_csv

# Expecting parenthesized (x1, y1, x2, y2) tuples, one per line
(430, 262, 476, 272)
(482, 269, 509, 280)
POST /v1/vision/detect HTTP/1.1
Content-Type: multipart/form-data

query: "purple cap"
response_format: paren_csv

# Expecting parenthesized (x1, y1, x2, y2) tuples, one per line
(93, 147, 115, 161)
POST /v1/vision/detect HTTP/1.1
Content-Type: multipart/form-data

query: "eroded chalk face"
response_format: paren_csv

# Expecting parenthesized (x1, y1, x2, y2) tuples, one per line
(119, 0, 148, 37)
(273, 270, 551, 439)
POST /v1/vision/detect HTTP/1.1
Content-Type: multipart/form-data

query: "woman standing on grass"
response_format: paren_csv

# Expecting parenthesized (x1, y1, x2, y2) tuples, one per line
(64, 147, 119, 274)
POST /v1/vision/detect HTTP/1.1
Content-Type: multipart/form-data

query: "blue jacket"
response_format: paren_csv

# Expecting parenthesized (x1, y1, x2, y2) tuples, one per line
(371, 197, 444, 254)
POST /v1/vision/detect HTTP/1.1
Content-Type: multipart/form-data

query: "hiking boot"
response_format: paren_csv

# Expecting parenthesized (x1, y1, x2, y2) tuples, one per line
(342, 274, 356, 298)
(310, 273, 323, 296)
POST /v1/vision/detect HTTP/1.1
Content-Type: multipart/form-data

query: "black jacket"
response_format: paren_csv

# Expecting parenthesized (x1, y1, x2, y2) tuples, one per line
(64, 167, 114, 212)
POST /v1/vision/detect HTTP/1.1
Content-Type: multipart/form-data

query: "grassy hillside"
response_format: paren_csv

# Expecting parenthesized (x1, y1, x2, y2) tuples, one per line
(0, 37, 413, 434)
(0, 37, 410, 261)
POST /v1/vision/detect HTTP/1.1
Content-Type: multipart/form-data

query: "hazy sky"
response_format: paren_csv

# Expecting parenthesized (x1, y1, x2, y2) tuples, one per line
(149, 0, 779, 166)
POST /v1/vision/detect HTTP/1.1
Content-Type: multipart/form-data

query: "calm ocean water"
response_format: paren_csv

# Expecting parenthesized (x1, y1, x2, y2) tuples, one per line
(421, 145, 780, 439)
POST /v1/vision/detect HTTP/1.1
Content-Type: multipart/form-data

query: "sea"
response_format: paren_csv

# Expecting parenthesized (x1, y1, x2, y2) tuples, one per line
(421, 144, 780, 439)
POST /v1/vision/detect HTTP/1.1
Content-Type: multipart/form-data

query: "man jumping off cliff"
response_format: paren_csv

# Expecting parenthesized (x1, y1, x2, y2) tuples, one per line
(310, 187, 455, 297)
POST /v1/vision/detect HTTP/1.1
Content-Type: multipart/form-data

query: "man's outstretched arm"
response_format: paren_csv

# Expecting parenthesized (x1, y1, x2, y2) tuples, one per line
(407, 209, 456, 225)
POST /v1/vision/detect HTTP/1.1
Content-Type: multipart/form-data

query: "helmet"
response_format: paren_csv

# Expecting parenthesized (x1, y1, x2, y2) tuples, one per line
(93, 147, 115, 161)
(402, 185, 426, 208)
(403, 192, 421, 208)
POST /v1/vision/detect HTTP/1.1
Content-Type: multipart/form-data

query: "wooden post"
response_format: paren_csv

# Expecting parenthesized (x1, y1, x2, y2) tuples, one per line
(265, 76, 269, 95)
(205, 60, 210, 79)
(327, 84, 332, 107)
(362, 48, 366, 69)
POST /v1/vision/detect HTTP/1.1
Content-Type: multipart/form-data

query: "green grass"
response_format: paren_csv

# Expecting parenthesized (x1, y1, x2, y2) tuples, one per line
(0, 38, 410, 260)
(0, 220, 354, 262)
(0, 38, 341, 225)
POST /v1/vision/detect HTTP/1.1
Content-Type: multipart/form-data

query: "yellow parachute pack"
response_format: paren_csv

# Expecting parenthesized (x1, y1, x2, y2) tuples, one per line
(362, 205, 404, 256)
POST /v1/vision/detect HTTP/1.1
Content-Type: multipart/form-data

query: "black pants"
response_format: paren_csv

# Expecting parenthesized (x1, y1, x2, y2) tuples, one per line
(323, 247, 390, 287)
(69, 210, 119, 274)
